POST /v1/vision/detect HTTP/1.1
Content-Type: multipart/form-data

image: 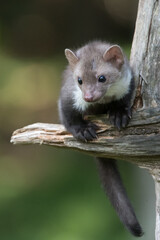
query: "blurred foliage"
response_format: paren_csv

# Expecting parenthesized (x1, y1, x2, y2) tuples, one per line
(0, 0, 155, 240)
(0, 0, 138, 57)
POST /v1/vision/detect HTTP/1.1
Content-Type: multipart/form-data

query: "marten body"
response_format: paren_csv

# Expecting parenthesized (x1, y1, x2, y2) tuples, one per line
(58, 41, 143, 237)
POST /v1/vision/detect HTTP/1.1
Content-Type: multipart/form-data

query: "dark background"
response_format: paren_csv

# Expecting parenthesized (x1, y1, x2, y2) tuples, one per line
(0, 0, 155, 239)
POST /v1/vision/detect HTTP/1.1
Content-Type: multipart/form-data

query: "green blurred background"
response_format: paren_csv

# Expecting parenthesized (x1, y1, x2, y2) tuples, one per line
(0, 0, 155, 239)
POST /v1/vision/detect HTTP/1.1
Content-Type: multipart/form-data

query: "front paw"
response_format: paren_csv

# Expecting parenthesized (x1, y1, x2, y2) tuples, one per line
(71, 122, 99, 142)
(109, 107, 132, 130)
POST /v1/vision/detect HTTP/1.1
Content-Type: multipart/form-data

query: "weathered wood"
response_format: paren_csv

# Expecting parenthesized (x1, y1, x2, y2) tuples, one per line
(130, 0, 160, 239)
(130, 0, 160, 109)
(152, 171, 160, 240)
(10, 107, 160, 165)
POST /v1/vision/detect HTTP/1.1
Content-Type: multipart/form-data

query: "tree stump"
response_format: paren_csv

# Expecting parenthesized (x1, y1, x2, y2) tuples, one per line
(130, 1, 160, 238)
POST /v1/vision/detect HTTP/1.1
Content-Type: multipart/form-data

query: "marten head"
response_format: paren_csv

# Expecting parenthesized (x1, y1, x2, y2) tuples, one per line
(64, 42, 128, 104)
(64, 42, 131, 113)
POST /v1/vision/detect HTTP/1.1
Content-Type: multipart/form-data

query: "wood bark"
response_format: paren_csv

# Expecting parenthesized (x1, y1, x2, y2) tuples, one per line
(11, 107, 160, 165)
(10, 0, 160, 239)
(130, 1, 160, 239)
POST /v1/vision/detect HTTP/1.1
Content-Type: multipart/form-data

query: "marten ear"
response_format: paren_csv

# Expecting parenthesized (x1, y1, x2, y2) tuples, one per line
(103, 45, 124, 69)
(65, 49, 79, 68)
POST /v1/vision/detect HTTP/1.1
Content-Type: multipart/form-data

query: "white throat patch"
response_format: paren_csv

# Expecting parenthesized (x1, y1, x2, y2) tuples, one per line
(72, 85, 92, 112)
(105, 68, 132, 100)
(72, 69, 132, 112)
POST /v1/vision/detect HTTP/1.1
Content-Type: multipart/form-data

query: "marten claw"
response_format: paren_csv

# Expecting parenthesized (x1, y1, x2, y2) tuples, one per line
(71, 122, 98, 142)
(109, 107, 132, 129)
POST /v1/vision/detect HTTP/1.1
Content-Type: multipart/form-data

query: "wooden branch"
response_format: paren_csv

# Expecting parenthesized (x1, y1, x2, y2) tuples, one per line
(130, 0, 160, 109)
(11, 107, 160, 166)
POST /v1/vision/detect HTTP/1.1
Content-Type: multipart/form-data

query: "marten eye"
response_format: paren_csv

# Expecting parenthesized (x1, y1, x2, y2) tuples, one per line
(98, 75, 106, 83)
(78, 77, 83, 85)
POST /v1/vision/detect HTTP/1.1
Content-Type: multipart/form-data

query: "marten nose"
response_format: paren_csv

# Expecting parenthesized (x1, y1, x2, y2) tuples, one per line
(84, 93, 93, 102)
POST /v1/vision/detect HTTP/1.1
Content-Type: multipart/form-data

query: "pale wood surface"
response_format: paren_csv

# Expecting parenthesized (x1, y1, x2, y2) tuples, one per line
(130, 1, 160, 239)
(11, 107, 160, 165)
